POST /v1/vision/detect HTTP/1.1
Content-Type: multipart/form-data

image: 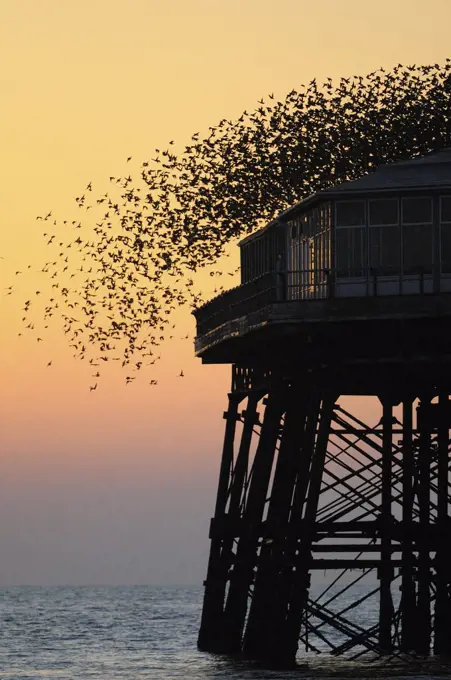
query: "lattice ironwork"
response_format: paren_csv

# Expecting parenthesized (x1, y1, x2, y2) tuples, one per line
(198, 377, 451, 667)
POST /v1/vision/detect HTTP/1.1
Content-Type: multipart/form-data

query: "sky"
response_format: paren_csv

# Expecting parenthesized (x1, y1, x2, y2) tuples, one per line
(0, 0, 450, 586)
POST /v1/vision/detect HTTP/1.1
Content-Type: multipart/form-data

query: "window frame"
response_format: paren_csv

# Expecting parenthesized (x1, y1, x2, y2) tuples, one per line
(400, 196, 434, 276)
(368, 198, 400, 275)
(335, 199, 366, 229)
(334, 200, 367, 278)
(439, 195, 451, 274)
(368, 198, 399, 227)
(440, 195, 451, 225)
(401, 196, 433, 226)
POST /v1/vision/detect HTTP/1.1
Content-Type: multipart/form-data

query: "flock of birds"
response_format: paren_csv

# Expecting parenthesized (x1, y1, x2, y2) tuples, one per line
(4, 61, 451, 389)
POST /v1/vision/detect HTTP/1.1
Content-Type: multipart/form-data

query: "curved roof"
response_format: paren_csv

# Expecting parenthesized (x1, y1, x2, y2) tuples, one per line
(240, 147, 451, 245)
(326, 147, 451, 194)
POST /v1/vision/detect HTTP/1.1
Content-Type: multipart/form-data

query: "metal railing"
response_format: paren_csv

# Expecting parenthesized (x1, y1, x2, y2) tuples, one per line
(194, 266, 434, 339)
(194, 269, 331, 337)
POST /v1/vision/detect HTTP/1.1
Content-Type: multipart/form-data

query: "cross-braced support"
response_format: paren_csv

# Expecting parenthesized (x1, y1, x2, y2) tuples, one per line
(198, 367, 451, 667)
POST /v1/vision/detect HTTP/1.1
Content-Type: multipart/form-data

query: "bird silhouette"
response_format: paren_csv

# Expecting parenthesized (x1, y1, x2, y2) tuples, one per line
(11, 60, 451, 386)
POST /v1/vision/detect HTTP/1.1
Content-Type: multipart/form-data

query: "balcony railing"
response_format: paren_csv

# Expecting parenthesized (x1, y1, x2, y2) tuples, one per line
(194, 266, 433, 340)
(194, 269, 331, 337)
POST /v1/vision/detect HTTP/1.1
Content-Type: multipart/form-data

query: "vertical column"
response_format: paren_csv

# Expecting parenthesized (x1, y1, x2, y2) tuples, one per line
(283, 394, 336, 664)
(401, 398, 416, 652)
(228, 395, 260, 522)
(242, 388, 307, 662)
(416, 397, 431, 656)
(433, 393, 450, 654)
(198, 392, 242, 652)
(270, 393, 321, 660)
(379, 398, 393, 653)
(222, 391, 284, 654)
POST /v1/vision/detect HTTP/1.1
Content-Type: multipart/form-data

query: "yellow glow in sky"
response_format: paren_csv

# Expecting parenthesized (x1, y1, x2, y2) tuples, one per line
(0, 0, 450, 584)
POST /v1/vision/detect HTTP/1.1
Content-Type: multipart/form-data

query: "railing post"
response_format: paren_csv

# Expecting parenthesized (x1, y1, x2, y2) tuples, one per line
(275, 254, 287, 302)
(276, 269, 286, 301)
(420, 267, 424, 295)
(325, 269, 333, 299)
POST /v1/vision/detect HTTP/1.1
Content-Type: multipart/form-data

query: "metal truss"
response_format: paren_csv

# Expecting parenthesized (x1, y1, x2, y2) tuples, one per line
(198, 368, 451, 667)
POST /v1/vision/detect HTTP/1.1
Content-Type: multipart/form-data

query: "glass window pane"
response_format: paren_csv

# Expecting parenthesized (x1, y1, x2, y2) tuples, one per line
(382, 227, 401, 272)
(441, 197, 451, 223)
(370, 227, 381, 270)
(403, 224, 433, 274)
(370, 226, 401, 274)
(441, 224, 451, 273)
(336, 201, 365, 227)
(383, 227, 401, 273)
(308, 212, 317, 236)
(336, 228, 349, 275)
(351, 228, 367, 275)
(402, 197, 432, 224)
(336, 227, 366, 276)
(369, 199, 398, 225)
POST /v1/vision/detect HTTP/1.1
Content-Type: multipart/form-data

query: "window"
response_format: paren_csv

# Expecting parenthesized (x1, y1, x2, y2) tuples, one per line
(403, 225, 434, 274)
(441, 227, 451, 273)
(336, 201, 365, 227)
(402, 197, 432, 224)
(440, 197, 451, 273)
(369, 199, 400, 274)
(336, 227, 367, 277)
(369, 199, 398, 226)
(402, 197, 433, 274)
(335, 201, 366, 277)
(441, 197, 451, 223)
(370, 226, 401, 274)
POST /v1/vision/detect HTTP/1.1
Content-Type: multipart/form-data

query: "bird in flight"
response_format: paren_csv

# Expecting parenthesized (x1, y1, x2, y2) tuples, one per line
(13, 61, 448, 394)
(89, 383, 98, 391)
(179, 370, 184, 377)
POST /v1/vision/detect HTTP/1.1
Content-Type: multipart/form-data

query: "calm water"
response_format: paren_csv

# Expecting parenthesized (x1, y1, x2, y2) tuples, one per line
(0, 585, 449, 680)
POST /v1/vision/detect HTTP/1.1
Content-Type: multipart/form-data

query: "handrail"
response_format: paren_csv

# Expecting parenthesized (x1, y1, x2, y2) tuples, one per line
(194, 266, 433, 339)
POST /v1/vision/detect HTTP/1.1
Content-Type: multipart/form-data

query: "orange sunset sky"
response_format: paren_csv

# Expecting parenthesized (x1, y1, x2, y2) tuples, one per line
(1, 0, 450, 585)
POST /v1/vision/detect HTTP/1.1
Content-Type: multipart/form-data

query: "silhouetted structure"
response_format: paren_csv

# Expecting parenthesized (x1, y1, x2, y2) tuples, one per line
(194, 149, 451, 666)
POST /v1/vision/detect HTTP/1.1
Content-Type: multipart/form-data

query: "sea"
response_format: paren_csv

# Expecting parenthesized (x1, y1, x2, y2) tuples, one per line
(1, 584, 450, 680)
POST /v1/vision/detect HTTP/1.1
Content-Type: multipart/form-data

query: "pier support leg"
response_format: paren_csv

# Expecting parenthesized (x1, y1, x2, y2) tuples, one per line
(198, 393, 243, 652)
(282, 394, 336, 664)
(379, 397, 394, 653)
(199, 368, 451, 665)
(242, 388, 309, 663)
(433, 393, 451, 655)
(400, 398, 416, 652)
(415, 397, 432, 656)
(222, 392, 284, 653)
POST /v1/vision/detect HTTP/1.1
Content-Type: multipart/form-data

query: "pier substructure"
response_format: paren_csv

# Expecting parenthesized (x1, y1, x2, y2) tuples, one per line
(198, 367, 451, 666)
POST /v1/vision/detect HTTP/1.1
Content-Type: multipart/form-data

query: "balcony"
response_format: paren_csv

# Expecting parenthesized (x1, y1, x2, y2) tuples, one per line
(194, 267, 451, 362)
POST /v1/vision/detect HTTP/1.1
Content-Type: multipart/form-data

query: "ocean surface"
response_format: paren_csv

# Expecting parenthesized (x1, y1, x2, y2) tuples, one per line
(0, 584, 450, 680)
